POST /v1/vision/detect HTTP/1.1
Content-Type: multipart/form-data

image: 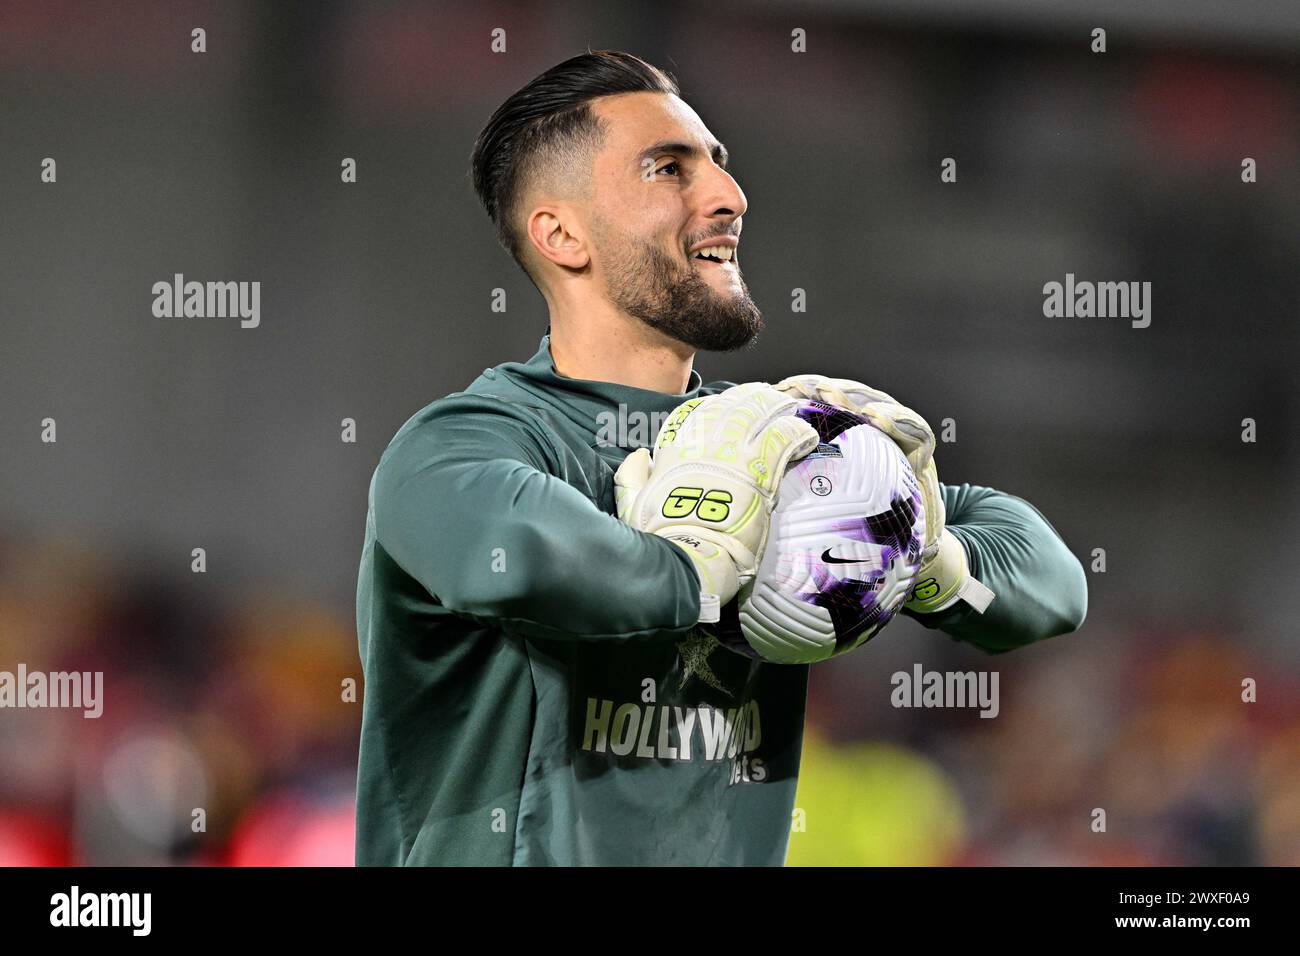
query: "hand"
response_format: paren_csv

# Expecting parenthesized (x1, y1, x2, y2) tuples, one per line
(772, 374, 993, 614)
(614, 382, 820, 620)
(773, 375, 943, 560)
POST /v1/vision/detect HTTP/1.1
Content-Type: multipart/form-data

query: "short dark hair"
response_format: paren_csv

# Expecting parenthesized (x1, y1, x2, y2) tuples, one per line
(469, 50, 679, 282)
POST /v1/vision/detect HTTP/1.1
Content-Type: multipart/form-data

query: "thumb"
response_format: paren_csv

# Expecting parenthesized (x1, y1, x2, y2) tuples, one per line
(759, 417, 822, 494)
(860, 401, 935, 473)
(771, 375, 822, 401)
(780, 416, 822, 460)
(828, 377, 899, 409)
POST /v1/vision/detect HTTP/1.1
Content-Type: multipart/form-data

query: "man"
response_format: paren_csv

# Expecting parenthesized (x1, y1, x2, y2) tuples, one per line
(354, 51, 1087, 866)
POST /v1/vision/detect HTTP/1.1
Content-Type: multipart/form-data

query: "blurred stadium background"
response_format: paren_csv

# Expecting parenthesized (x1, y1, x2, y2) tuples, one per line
(1, 0, 1297, 865)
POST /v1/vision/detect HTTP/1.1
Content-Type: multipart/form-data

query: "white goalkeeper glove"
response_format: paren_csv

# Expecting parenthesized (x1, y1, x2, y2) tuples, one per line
(614, 382, 820, 623)
(773, 374, 994, 616)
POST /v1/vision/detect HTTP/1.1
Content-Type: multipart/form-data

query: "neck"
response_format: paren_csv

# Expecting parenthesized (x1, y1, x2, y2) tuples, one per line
(547, 301, 696, 395)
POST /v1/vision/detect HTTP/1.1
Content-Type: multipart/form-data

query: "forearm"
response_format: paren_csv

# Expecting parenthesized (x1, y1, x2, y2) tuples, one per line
(375, 455, 702, 642)
(904, 482, 1088, 653)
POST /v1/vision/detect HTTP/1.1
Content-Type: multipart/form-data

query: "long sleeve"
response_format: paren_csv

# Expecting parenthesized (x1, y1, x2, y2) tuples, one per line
(370, 398, 701, 642)
(902, 482, 1088, 653)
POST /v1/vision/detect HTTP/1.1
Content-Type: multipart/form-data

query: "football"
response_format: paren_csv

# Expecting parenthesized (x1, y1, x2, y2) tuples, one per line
(701, 400, 926, 664)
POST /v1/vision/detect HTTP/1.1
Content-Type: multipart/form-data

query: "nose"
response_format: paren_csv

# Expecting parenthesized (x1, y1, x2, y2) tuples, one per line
(699, 164, 747, 224)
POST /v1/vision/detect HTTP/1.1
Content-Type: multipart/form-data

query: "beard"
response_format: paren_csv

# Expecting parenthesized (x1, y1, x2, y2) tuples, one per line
(599, 230, 763, 352)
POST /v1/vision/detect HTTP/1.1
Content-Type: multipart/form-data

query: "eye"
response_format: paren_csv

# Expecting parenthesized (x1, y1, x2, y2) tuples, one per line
(657, 161, 681, 177)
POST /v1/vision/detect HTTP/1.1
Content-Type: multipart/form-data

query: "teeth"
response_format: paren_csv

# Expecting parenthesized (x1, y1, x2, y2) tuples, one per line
(695, 245, 734, 261)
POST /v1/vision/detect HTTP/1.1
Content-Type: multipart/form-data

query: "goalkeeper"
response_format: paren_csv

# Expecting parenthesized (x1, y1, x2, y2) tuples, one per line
(354, 51, 1087, 866)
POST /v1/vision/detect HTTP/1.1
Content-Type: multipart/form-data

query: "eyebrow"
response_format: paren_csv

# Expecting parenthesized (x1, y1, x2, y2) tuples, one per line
(635, 139, 730, 171)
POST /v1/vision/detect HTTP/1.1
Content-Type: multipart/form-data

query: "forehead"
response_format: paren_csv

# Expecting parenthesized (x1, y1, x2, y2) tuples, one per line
(591, 92, 720, 168)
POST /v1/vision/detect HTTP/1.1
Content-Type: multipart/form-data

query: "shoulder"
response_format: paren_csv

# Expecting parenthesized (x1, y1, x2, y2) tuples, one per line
(379, 384, 558, 477)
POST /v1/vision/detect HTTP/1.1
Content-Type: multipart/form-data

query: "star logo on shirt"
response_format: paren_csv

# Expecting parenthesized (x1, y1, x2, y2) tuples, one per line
(676, 630, 731, 696)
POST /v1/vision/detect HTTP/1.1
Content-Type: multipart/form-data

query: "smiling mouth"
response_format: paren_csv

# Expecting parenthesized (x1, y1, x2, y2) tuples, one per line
(691, 250, 737, 269)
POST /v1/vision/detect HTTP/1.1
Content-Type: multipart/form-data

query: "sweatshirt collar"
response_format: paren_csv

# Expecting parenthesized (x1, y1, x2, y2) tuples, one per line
(510, 334, 705, 418)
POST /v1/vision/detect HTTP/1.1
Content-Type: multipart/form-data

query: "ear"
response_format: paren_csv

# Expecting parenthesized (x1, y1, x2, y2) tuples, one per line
(525, 205, 590, 271)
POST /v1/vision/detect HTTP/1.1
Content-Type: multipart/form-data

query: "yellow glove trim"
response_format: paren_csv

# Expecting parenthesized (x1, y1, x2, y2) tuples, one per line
(905, 529, 994, 615)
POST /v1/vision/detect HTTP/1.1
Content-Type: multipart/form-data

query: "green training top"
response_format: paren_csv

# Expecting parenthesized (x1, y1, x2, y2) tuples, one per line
(354, 335, 1087, 865)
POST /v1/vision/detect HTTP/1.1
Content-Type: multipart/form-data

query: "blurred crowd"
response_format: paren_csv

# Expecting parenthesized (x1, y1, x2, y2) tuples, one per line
(791, 622, 1300, 866)
(0, 535, 357, 865)
(1, 533, 1294, 866)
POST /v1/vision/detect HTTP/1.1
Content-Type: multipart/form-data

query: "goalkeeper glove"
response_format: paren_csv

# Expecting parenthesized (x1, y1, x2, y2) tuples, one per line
(614, 382, 820, 623)
(772, 374, 994, 615)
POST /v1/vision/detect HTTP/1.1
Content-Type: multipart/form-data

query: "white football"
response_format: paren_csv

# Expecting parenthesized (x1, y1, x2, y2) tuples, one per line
(702, 400, 926, 664)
